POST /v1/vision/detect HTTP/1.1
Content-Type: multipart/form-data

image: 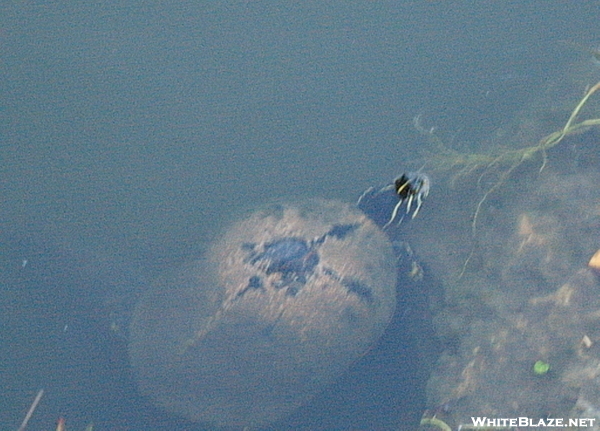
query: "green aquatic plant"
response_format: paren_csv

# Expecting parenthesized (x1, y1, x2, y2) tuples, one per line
(533, 360, 551, 375)
(419, 81, 600, 233)
(416, 81, 600, 276)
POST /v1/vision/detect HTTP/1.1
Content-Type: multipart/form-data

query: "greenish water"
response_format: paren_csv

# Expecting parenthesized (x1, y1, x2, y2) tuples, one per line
(2, 1, 600, 429)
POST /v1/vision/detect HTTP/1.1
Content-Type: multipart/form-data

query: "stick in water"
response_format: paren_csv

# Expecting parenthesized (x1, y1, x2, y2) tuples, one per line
(17, 389, 44, 431)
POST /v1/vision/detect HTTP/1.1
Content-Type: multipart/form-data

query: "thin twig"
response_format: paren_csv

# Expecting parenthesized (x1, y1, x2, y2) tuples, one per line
(17, 389, 44, 431)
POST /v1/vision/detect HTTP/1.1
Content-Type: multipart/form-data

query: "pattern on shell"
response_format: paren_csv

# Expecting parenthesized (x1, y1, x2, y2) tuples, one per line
(239, 223, 374, 302)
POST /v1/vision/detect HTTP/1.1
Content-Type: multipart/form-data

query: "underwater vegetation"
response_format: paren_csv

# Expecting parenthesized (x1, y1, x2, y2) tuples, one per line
(418, 81, 600, 235)
(415, 80, 600, 277)
(412, 53, 600, 431)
